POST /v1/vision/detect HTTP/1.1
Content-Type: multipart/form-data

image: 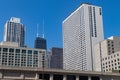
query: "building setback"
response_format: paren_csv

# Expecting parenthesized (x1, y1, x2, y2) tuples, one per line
(4, 17, 25, 47)
(50, 47, 63, 69)
(63, 3, 104, 71)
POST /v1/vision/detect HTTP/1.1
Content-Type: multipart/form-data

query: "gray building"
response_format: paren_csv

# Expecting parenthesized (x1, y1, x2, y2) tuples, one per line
(63, 3, 104, 71)
(4, 17, 25, 47)
(50, 47, 63, 69)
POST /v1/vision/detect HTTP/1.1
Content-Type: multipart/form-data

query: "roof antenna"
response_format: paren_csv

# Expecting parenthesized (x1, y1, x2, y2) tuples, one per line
(42, 19, 44, 38)
(37, 24, 39, 37)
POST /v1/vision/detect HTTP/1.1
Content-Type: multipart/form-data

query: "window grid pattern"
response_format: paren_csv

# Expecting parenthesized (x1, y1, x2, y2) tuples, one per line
(102, 52, 120, 72)
(0, 46, 46, 68)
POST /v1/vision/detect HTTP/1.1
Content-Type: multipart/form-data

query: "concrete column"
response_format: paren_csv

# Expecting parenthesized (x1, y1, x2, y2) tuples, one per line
(63, 75, 67, 80)
(100, 77, 103, 80)
(0, 72, 2, 79)
(50, 74, 53, 80)
(111, 78, 114, 80)
(35, 73, 39, 80)
(20, 73, 24, 79)
(88, 76, 91, 80)
(76, 75, 79, 80)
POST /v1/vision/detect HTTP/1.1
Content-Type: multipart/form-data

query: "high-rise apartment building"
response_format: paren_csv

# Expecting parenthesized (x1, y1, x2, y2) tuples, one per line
(50, 47, 63, 69)
(94, 36, 120, 72)
(63, 3, 104, 71)
(4, 17, 25, 47)
(34, 37, 47, 50)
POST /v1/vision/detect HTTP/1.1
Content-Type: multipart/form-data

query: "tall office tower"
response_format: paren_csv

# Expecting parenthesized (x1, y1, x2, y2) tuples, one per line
(63, 3, 104, 71)
(50, 47, 63, 69)
(34, 37, 47, 49)
(94, 36, 120, 72)
(4, 17, 25, 47)
(34, 23, 47, 50)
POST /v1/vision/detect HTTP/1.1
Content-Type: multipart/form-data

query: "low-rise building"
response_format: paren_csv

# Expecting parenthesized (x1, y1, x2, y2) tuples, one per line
(0, 45, 47, 68)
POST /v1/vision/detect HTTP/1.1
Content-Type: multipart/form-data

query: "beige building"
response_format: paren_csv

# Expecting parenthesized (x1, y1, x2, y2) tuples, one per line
(102, 51, 120, 72)
(0, 45, 47, 68)
(94, 36, 120, 72)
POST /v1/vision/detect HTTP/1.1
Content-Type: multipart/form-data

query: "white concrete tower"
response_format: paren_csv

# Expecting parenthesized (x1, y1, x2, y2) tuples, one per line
(62, 3, 104, 71)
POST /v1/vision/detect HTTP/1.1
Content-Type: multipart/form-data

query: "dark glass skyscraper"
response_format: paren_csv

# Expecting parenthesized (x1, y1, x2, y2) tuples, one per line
(34, 37, 47, 50)
(4, 17, 25, 47)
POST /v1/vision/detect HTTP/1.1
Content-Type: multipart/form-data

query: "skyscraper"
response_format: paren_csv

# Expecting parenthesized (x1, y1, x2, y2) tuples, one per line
(50, 47, 63, 69)
(34, 23, 47, 50)
(34, 37, 47, 50)
(4, 17, 25, 47)
(63, 3, 104, 71)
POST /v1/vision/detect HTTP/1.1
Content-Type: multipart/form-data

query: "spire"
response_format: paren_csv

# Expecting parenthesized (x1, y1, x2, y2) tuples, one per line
(42, 20, 44, 38)
(36, 24, 39, 37)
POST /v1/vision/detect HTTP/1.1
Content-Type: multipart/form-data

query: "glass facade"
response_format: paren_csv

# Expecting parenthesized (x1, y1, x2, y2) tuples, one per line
(34, 37, 47, 50)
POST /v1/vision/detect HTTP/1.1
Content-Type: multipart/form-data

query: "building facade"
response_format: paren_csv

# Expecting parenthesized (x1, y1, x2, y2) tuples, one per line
(50, 47, 63, 69)
(4, 17, 25, 47)
(0, 45, 47, 68)
(94, 36, 120, 72)
(102, 51, 120, 72)
(34, 37, 47, 50)
(63, 3, 104, 71)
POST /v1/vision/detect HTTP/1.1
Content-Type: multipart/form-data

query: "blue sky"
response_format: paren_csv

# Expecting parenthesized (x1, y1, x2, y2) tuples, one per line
(0, 0, 120, 50)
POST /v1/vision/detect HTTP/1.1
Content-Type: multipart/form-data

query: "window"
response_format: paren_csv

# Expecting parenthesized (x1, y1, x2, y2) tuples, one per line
(34, 51, 38, 54)
(105, 57, 107, 60)
(119, 66, 120, 68)
(28, 50, 32, 54)
(118, 59, 119, 61)
(117, 54, 119, 56)
(3, 48, 8, 52)
(9, 48, 14, 52)
(22, 50, 26, 53)
(114, 55, 116, 57)
(16, 49, 20, 53)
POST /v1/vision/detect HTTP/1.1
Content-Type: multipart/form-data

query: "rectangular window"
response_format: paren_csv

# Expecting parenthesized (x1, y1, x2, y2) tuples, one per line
(22, 50, 26, 53)
(16, 49, 20, 53)
(28, 50, 32, 54)
(3, 48, 8, 52)
(9, 48, 14, 52)
(34, 51, 38, 54)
